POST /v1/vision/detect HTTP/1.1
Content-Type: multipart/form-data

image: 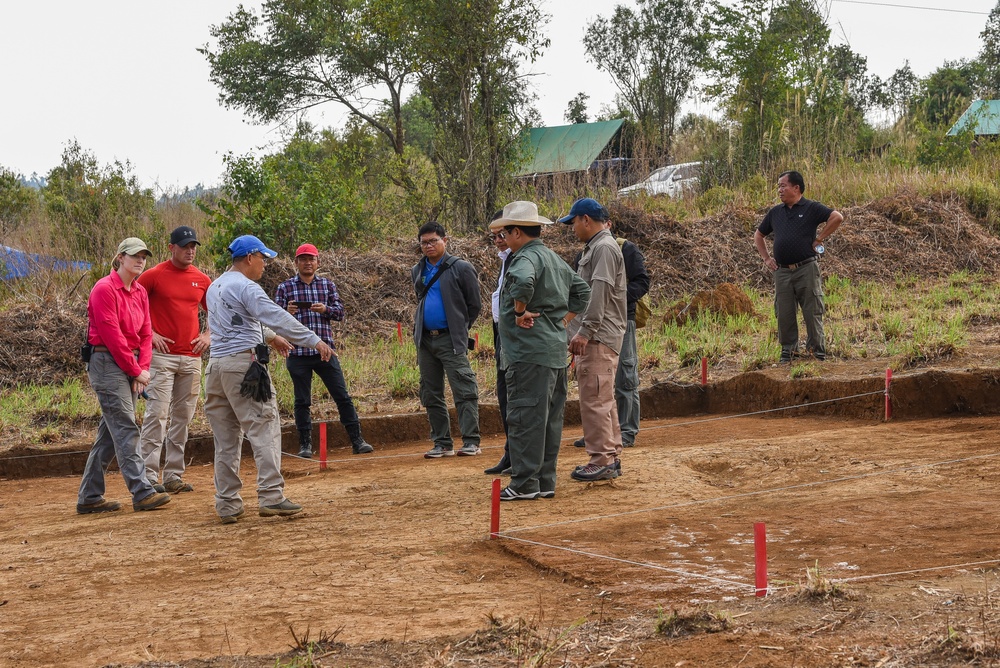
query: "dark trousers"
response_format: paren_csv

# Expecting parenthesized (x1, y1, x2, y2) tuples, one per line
(493, 322, 509, 439)
(286, 354, 361, 441)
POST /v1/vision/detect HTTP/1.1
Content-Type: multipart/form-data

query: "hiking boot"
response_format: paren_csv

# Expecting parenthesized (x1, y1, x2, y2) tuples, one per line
(538, 490, 555, 499)
(484, 453, 511, 475)
(152, 483, 166, 493)
(570, 463, 614, 482)
(351, 438, 374, 454)
(457, 443, 482, 456)
(573, 437, 586, 448)
(779, 352, 792, 364)
(613, 459, 622, 478)
(163, 479, 194, 494)
(499, 486, 539, 501)
(298, 431, 312, 458)
(622, 441, 635, 448)
(220, 507, 245, 525)
(424, 445, 455, 458)
(259, 499, 303, 517)
(133, 492, 171, 511)
(77, 499, 122, 514)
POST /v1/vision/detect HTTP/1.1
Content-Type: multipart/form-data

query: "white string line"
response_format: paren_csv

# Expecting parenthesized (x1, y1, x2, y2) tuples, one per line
(834, 559, 1000, 584)
(503, 450, 1000, 535)
(556, 389, 886, 443)
(495, 533, 756, 591)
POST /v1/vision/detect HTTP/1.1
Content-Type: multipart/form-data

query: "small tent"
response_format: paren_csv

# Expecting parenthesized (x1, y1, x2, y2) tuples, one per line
(516, 119, 625, 177)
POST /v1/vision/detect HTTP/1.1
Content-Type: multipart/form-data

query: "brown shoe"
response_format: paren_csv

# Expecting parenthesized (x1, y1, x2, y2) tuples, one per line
(220, 508, 245, 524)
(77, 499, 122, 514)
(163, 479, 194, 493)
(133, 491, 171, 511)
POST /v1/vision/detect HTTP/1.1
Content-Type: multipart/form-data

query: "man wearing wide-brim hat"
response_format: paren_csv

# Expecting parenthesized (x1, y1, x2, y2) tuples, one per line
(490, 201, 591, 501)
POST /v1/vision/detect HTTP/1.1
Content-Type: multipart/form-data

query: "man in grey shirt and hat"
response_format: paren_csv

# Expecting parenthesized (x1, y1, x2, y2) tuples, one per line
(205, 234, 335, 524)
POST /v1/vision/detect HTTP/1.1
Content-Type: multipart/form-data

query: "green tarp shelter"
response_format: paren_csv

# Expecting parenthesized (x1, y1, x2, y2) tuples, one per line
(947, 100, 1000, 136)
(516, 119, 624, 176)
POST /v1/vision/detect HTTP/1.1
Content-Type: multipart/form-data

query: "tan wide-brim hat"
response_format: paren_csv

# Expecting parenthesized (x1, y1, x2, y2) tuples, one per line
(488, 201, 554, 232)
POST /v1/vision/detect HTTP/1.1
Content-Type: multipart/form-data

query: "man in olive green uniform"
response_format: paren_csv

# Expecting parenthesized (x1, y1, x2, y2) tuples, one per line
(490, 201, 591, 501)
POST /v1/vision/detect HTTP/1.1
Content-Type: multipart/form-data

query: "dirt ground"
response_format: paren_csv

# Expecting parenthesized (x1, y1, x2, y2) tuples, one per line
(6, 404, 1000, 667)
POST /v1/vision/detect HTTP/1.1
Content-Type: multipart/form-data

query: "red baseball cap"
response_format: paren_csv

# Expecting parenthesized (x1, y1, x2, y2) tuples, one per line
(295, 243, 319, 257)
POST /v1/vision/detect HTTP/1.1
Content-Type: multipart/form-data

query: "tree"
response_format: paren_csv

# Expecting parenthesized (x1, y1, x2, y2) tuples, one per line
(43, 141, 159, 261)
(201, 0, 420, 156)
(0, 167, 35, 242)
(703, 0, 877, 175)
(585, 0, 707, 160)
(199, 124, 368, 262)
(565, 92, 589, 124)
(413, 0, 548, 230)
(979, 1, 1000, 96)
(915, 61, 980, 129)
(886, 62, 919, 123)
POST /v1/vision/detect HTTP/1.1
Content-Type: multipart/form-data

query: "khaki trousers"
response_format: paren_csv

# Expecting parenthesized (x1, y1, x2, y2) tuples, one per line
(577, 341, 622, 467)
(139, 351, 202, 484)
(204, 353, 286, 516)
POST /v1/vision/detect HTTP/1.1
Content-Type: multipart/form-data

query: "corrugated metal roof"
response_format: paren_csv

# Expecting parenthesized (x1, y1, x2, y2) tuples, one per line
(947, 100, 1000, 136)
(516, 119, 625, 176)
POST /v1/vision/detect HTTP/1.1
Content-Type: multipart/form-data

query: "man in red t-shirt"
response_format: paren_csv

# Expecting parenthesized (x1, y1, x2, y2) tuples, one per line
(137, 226, 211, 493)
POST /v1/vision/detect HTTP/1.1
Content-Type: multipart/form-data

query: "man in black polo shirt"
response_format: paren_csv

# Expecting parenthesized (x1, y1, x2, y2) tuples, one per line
(754, 170, 843, 363)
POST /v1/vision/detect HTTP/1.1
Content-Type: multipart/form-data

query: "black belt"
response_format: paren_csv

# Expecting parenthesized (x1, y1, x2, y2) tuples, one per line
(777, 256, 818, 270)
(94, 345, 139, 355)
(424, 328, 449, 337)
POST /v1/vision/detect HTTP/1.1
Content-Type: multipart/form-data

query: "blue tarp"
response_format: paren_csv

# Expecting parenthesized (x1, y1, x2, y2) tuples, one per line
(0, 245, 92, 280)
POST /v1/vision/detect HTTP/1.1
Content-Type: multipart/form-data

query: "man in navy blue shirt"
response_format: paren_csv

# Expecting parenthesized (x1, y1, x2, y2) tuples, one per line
(754, 171, 844, 363)
(411, 222, 482, 458)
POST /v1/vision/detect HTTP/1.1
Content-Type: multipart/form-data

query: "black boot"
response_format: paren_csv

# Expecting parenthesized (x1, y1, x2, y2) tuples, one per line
(351, 436, 374, 454)
(484, 450, 511, 475)
(297, 431, 312, 458)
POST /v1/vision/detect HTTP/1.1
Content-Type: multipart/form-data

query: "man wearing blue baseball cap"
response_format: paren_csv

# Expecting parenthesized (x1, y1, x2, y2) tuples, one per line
(204, 235, 335, 524)
(559, 198, 627, 483)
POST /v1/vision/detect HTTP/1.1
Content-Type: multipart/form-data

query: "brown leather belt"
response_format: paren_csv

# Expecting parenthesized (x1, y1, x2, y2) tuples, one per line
(777, 256, 818, 270)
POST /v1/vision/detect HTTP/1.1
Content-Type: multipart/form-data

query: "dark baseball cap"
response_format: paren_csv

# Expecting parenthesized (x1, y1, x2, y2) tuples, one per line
(558, 198, 609, 224)
(169, 226, 200, 246)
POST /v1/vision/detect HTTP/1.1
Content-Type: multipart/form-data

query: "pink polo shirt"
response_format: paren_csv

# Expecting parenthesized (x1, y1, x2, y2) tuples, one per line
(87, 270, 153, 377)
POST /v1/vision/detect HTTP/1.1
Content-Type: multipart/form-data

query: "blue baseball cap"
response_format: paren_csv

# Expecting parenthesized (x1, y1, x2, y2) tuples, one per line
(228, 235, 277, 259)
(558, 198, 609, 224)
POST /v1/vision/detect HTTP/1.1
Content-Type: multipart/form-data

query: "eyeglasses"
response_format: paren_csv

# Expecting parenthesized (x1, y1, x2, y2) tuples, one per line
(254, 252, 272, 264)
(419, 238, 442, 247)
(489, 232, 506, 241)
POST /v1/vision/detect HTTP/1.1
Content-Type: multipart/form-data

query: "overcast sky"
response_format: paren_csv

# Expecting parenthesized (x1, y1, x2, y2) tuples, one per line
(0, 0, 993, 192)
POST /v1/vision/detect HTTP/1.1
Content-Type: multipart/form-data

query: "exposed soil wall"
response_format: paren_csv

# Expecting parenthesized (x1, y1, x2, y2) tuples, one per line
(4, 368, 999, 480)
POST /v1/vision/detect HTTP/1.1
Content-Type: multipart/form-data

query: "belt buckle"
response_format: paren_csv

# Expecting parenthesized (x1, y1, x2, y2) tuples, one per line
(429, 329, 441, 336)
(788, 261, 799, 270)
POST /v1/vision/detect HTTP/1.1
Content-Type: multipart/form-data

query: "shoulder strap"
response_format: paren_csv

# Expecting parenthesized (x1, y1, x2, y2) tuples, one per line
(416, 257, 456, 301)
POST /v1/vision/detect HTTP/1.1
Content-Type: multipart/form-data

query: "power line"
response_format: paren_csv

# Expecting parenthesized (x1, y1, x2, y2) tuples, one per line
(832, 0, 989, 15)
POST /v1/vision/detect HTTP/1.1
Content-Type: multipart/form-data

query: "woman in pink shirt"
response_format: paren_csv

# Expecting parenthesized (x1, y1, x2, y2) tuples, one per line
(77, 238, 171, 514)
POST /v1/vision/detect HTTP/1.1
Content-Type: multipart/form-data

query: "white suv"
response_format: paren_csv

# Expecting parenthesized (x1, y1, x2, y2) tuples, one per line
(618, 161, 701, 198)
